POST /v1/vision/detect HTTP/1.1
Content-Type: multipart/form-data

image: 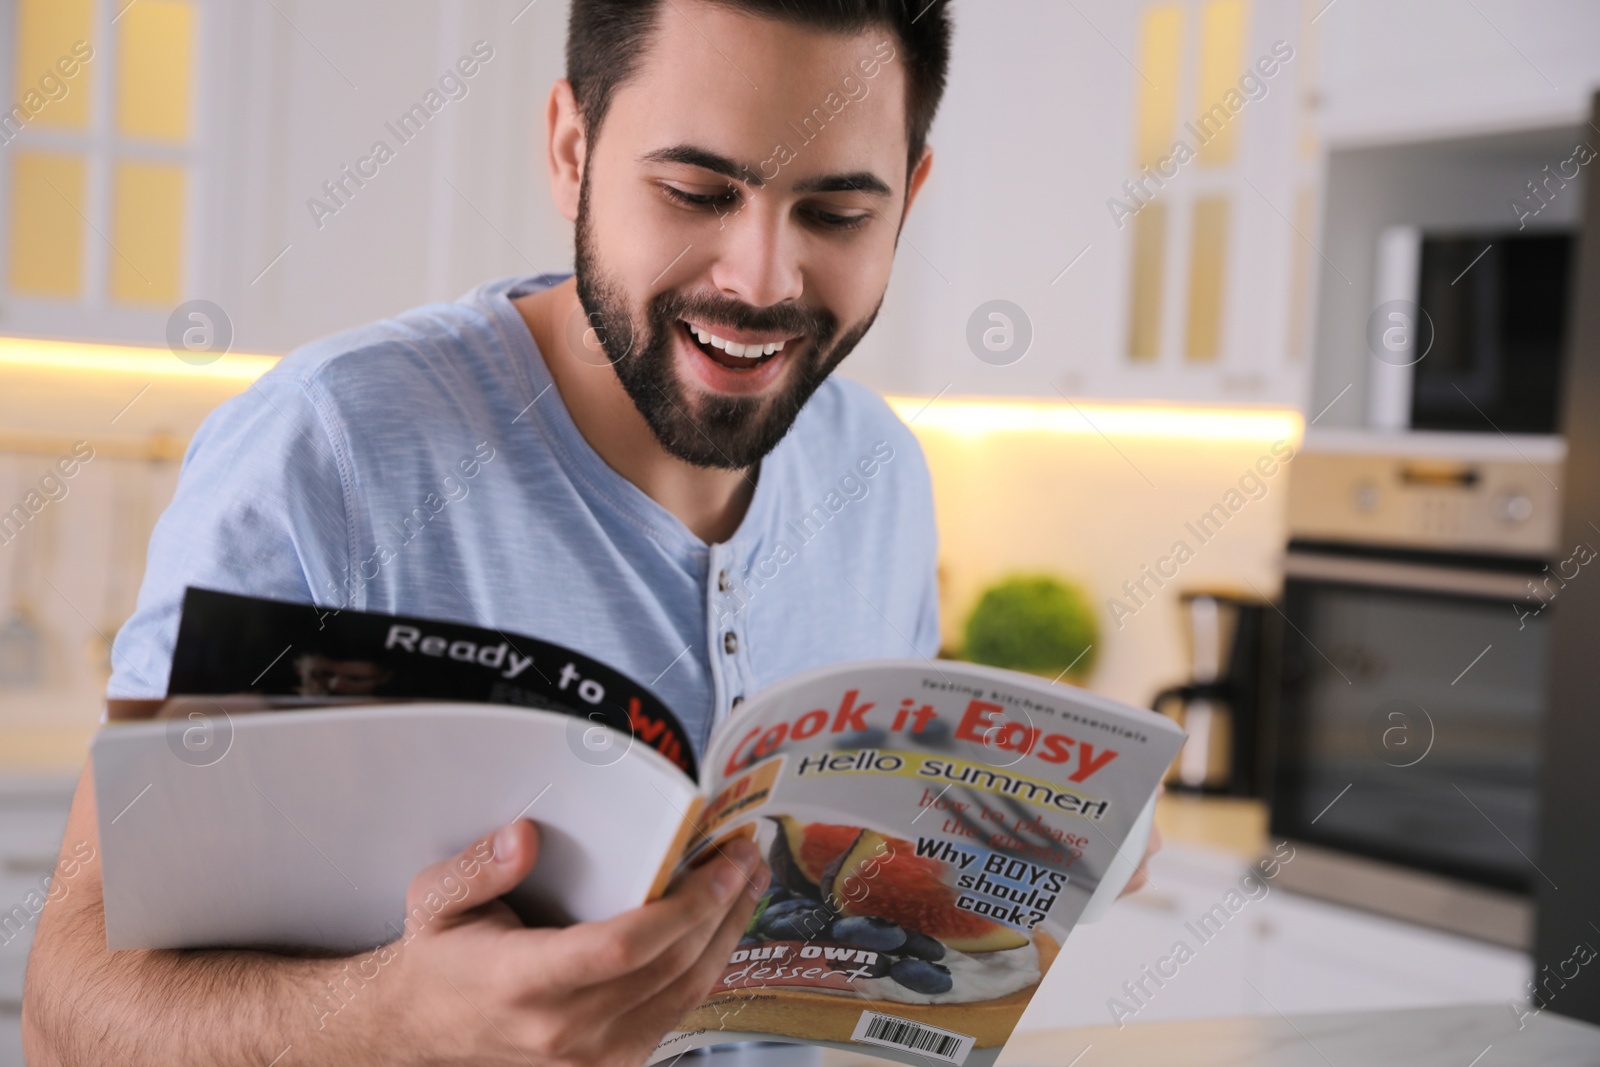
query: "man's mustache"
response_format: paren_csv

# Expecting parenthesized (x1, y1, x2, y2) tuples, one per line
(651, 291, 836, 341)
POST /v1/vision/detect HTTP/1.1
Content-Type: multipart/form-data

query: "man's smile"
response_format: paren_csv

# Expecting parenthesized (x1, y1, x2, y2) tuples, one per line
(679, 318, 799, 364)
(675, 318, 806, 394)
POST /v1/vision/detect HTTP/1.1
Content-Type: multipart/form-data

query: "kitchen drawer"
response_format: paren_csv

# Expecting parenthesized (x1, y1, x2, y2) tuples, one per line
(0, 817, 69, 865)
(0, 777, 76, 878)
(0, 939, 26, 1005)
(0, 1010, 20, 1067)
(0, 774, 77, 1015)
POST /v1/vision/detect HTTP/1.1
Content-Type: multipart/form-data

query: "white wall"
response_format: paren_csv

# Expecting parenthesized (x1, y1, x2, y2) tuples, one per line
(910, 414, 1295, 712)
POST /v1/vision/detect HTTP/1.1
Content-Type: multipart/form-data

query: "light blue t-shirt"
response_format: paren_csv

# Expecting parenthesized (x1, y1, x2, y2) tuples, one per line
(110, 274, 940, 755)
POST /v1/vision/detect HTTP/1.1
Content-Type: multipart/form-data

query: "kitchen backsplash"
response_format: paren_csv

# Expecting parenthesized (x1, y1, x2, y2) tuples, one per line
(0, 355, 1299, 769)
(898, 400, 1298, 712)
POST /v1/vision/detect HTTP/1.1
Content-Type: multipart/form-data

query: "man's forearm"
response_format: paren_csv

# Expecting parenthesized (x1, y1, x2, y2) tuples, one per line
(23, 879, 397, 1067)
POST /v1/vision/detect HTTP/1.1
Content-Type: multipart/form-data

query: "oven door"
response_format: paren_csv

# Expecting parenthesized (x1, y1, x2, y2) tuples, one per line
(1269, 545, 1548, 902)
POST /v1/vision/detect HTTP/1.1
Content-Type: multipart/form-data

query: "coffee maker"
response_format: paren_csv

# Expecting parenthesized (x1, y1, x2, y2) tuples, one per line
(1150, 591, 1281, 795)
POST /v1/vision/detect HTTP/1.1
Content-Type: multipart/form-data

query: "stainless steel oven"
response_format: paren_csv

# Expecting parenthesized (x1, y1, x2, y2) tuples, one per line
(1268, 430, 1566, 949)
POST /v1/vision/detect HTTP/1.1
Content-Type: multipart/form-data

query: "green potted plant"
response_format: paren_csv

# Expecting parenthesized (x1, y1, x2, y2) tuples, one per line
(961, 573, 1099, 685)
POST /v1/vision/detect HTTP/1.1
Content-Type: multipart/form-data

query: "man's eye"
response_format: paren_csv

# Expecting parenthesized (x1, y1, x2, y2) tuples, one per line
(662, 184, 739, 210)
(805, 207, 870, 231)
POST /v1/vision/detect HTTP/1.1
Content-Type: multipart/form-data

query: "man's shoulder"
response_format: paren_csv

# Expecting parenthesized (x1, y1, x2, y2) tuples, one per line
(795, 375, 923, 459)
(270, 285, 521, 413)
(784, 376, 931, 500)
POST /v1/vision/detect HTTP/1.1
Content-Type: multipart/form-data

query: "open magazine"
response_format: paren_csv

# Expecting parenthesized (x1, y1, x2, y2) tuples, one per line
(91, 588, 1185, 1067)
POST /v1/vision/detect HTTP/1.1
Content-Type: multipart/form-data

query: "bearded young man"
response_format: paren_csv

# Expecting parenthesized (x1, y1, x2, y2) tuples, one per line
(25, 3, 1152, 1063)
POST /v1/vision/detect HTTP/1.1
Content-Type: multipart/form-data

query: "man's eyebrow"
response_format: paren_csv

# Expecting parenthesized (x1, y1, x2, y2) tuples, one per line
(639, 145, 765, 188)
(792, 171, 893, 197)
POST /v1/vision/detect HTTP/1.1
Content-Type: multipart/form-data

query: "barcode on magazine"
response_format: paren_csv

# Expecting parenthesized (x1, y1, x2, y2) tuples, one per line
(851, 1011, 975, 1064)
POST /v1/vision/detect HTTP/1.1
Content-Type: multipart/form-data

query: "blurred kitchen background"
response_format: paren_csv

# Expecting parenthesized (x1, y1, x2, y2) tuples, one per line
(4, 0, 1600, 1060)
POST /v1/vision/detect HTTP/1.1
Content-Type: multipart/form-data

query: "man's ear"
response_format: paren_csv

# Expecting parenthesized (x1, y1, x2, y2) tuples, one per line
(900, 144, 934, 223)
(546, 79, 587, 222)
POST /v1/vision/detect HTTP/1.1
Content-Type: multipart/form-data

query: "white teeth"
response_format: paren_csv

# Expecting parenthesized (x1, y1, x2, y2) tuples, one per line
(685, 322, 791, 361)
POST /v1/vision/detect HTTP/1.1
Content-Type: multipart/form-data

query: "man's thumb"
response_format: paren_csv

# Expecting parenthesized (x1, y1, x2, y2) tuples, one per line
(404, 819, 539, 927)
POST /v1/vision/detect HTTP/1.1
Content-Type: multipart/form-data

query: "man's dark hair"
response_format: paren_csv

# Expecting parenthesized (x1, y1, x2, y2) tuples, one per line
(566, 0, 952, 176)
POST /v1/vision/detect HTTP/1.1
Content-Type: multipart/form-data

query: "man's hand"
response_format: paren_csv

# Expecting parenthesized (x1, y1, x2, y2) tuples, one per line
(24, 761, 767, 1067)
(380, 819, 768, 1066)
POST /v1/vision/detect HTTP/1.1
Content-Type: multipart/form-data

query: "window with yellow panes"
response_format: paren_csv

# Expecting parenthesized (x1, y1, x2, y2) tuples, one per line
(4, 0, 195, 307)
(1124, 0, 1251, 365)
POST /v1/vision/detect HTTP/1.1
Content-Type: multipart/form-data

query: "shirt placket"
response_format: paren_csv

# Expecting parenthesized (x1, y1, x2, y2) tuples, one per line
(705, 541, 753, 742)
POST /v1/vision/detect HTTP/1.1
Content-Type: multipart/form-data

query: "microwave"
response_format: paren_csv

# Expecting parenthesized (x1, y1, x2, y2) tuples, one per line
(1368, 226, 1575, 435)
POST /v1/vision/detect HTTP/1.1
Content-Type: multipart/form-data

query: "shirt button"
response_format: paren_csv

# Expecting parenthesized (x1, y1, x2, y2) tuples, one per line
(717, 569, 730, 592)
(723, 631, 739, 655)
(731, 695, 745, 709)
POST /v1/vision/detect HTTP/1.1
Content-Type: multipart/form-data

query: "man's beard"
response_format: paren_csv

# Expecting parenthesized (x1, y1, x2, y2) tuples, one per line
(571, 175, 880, 470)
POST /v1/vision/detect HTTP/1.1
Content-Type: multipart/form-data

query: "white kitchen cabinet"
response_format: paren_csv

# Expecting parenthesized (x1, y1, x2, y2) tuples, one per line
(0, 0, 575, 355)
(846, 0, 1315, 408)
(4, 0, 1327, 408)
(1315, 0, 1600, 149)
(194, 0, 574, 356)
(1017, 841, 1528, 1031)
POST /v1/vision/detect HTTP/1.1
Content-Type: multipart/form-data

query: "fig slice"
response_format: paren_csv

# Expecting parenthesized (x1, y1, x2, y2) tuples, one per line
(822, 829, 1030, 953)
(764, 816, 860, 899)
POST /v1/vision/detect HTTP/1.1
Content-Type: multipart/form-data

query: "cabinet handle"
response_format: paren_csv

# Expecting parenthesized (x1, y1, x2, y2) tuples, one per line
(1398, 463, 1481, 488)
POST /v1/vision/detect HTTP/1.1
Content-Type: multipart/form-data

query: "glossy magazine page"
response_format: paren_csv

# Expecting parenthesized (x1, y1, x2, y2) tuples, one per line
(651, 661, 1185, 1067)
(92, 702, 699, 951)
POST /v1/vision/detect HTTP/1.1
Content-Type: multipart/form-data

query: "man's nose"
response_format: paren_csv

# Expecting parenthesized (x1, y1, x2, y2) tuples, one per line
(706, 202, 804, 309)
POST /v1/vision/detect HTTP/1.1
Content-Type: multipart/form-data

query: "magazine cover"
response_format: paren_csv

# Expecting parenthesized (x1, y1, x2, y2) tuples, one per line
(648, 662, 1184, 1067)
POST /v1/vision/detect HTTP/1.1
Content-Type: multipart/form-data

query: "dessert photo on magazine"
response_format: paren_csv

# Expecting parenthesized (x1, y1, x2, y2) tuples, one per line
(90, 588, 1184, 1067)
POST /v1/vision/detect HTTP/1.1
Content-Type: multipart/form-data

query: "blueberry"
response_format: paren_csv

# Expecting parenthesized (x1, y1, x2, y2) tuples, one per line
(758, 900, 834, 941)
(896, 931, 947, 961)
(827, 951, 892, 979)
(890, 958, 954, 995)
(764, 885, 794, 906)
(830, 915, 907, 952)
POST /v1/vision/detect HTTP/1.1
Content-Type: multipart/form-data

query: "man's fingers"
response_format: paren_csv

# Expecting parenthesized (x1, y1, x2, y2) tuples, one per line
(543, 838, 765, 987)
(598, 839, 780, 1014)
(635, 879, 764, 1036)
(405, 819, 539, 925)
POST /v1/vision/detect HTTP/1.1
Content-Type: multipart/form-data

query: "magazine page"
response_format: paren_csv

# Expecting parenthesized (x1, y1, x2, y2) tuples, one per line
(92, 703, 699, 951)
(90, 586, 707, 952)
(164, 586, 697, 778)
(649, 660, 1185, 1067)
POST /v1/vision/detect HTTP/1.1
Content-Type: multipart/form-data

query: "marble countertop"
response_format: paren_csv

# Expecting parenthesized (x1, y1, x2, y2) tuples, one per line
(807, 1003, 1600, 1067)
